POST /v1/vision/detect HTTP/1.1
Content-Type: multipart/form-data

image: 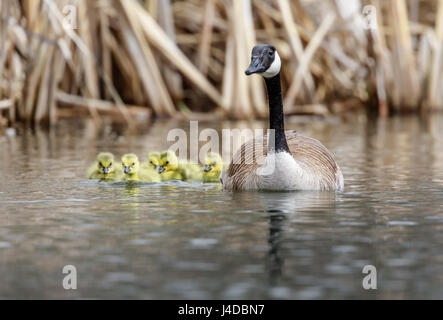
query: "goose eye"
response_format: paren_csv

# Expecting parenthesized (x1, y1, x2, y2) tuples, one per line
(132, 162, 135, 166)
(109, 162, 112, 167)
(165, 161, 169, 165)
(150, 161, 153, 164)
(99, 162, 103, 167)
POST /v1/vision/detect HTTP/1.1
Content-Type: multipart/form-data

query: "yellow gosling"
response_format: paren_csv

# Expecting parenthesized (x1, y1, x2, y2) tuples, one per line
(158, 150, 183, 181)
(202, 152, 225, 183)
(121, 153, 161, 182)
(178, 160, 203, 181)
(144, 152, 161, 171)
(87, 152, 121, 181)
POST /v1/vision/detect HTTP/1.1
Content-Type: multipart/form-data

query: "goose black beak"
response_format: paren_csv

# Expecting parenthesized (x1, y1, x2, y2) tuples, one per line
(103, 167, 109, 174)
(124, 166, 130, 174)
(245, 57, 265, 75)
(204, 165, 212, 172)
(158, 166, 165, 174)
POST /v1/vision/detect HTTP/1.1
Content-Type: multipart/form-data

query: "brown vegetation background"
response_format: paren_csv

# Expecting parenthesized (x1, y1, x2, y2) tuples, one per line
(0, 0, 442, 127)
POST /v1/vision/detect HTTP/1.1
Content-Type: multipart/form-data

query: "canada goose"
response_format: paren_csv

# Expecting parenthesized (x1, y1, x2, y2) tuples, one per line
(221, 44, 344, 191)
(87, 152, 121, 181)
(121, 153, 161, 182)
(202, 152, 226, 183)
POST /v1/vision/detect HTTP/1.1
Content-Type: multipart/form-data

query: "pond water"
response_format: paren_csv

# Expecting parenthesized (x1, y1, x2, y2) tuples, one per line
(0, 113, 443, 299)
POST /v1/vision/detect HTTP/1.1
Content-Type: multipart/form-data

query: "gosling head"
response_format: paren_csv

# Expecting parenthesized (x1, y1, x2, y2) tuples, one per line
(147, 152, 160, 170)
(121, 153, 139, 175)
(245, 44, 281, 78)
(158, 150, 178, 174)
(203, 152, 223, 173)
(96, 152, 115, 174)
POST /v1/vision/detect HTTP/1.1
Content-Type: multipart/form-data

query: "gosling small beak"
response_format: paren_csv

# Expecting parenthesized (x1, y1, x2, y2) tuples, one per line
(245, 57, 265, 75)
(158, 166, 165, 174)
(124, 166, 131, 174)
(103, 167, 109, 174)
(204, 165, 212, 172)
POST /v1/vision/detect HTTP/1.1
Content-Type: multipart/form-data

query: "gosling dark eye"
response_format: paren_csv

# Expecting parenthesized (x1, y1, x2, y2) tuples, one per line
(165, 161, 169, 165)
(150, 161, 153, 164)
(109, 162, 112, 167)
(99, 162, 103, 167)
(132, 162, 135, 166)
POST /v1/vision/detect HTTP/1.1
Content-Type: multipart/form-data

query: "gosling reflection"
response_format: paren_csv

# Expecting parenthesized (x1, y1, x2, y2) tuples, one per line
(118, 183, 147, 223)
(122, 183, 142, 199)
(119, 183, 143, 218)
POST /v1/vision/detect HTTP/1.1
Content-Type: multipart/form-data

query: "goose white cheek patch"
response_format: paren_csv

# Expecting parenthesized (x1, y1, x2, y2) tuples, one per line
(260, 52, 281, 78)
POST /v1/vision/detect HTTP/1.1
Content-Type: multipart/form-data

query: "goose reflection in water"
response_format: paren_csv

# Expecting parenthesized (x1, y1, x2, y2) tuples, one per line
(229, 191, 338, 285)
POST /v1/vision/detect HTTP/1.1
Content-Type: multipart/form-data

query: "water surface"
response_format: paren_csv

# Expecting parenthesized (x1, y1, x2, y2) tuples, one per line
(0, 114, 443, 299)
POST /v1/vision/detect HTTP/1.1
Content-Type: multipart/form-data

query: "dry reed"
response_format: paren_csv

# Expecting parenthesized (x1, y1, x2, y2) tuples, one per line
(0, 0, 442, 127)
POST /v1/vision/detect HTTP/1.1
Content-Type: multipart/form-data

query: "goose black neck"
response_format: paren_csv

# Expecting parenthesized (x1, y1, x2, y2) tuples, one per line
(264, 73, 289, 153)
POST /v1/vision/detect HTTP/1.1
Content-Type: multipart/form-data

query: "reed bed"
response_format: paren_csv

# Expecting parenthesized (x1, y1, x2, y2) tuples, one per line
(0, 0, 442, 126)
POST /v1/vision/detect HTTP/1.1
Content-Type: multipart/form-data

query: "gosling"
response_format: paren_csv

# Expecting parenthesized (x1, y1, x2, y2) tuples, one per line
(202, 152, 225, 183)
(121, 153, 161, 182)
(179, 160, 202, 181)
(157, 150, 184, 181)
(87, 152, 121, 181)
(145, 152, 161, 171)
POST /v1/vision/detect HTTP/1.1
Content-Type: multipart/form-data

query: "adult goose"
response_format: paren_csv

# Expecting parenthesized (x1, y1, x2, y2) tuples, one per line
(221, 44, 344, 191)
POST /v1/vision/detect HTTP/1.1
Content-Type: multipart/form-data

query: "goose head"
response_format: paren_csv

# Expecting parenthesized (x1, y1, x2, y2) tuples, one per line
(245, 44, 281, 78)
